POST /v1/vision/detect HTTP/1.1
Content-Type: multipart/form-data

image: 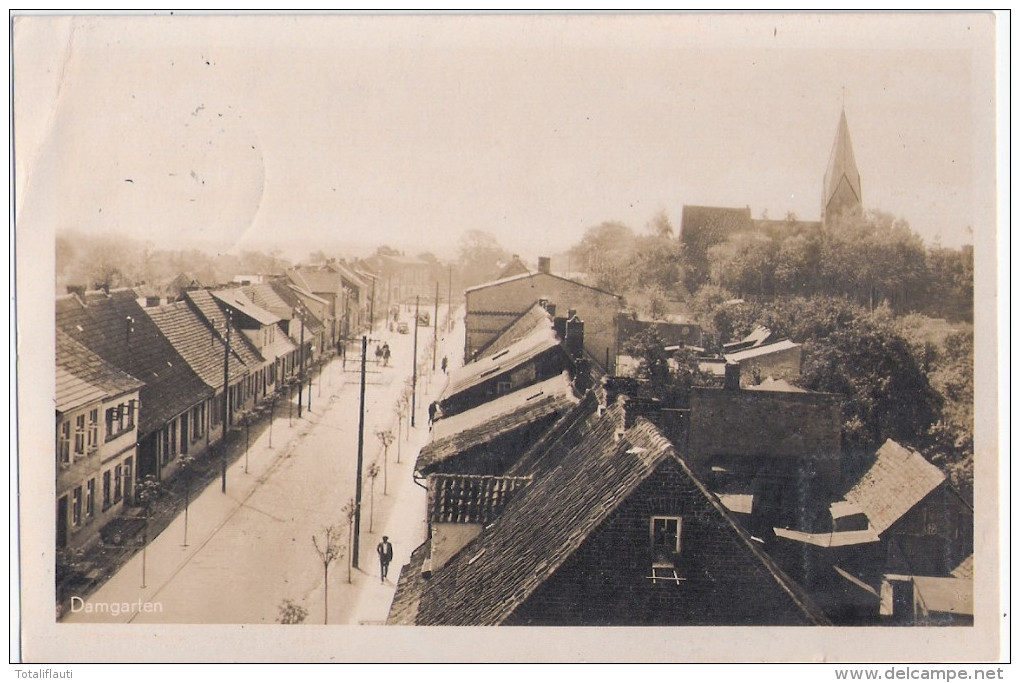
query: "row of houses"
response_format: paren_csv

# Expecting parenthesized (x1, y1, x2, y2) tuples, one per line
(388, 275, 973, 626)
(55, 277, 335, 556)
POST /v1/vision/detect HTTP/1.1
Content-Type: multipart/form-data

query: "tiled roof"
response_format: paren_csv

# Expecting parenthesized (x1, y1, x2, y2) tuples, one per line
(951, 555, 973, 579)
(475, 302, 553, 358)
(259, 330, 298, 363)
(843, 439, 946, 535)
(287, 267, 342, 296)
(240, 283, 293, 320)
(387, 542, 429, 625)
(419, 373, 578, 475)
(772, 527, 881, 547)
(464, 271, 621, 299)
(56, 329, 144, 414)
(211, 288, 282, 326)
(412, 412, 826, 625)
(56, 290, 212, 436)
(143, 301, 249, 390)
(504, 391, 601, 477)
(266, 281, 325, 335)
(326, 261, 368, 290)
(183, 290, 266, 369)
(427, 474, 531, 524)
(724, 339, 799, 363)
(442, 323, 561, 400)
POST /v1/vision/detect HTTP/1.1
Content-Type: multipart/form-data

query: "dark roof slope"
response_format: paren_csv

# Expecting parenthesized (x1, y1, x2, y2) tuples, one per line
(412, 408, 827, 625)
(143, 301, 249, 390)
(441, 323, 561, 401)
(464, 271, 621, 299)
(427, 474, 532, 525)
(56, 328, 144, 414)
(56, 290, 212, 436)
(183, 289, 265, 369)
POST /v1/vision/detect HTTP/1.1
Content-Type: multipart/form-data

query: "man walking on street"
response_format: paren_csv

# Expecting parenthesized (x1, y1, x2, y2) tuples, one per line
(377, 536, 394, 583)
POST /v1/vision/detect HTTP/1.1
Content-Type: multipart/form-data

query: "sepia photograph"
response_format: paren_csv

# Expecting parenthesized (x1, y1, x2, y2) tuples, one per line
(12, 11, 1005, 665)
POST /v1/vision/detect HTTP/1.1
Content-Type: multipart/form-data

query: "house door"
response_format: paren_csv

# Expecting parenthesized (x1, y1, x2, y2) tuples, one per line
(56, 496, 68, 549)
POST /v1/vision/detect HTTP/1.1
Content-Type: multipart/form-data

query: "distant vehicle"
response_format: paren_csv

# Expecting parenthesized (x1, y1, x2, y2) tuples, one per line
(397, 321, 410, 334)
(418, 311, 430, 326)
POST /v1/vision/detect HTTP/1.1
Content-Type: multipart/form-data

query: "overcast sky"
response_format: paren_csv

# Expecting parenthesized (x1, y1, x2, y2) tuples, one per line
(14, 12, 997, 262)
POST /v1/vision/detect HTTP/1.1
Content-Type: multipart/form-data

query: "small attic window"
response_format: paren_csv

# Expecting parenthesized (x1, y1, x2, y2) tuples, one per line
(467, 549, 486, 565)
(490, 349, 509, 361)
(479, 366, 502, 378)
(525, 390, 545, 401)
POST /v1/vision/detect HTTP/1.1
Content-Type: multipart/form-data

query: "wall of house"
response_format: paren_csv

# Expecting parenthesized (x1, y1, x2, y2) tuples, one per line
(430, 522, 484, 571)
(688, 387, 842, 488)
(617, 317, 704, 350)
(465, 274, 621, 369)
(735, 345, 802, 386)
(886, 487, 974, 574)
(56, 394, 140, 552)
(506, 458, 822, 625)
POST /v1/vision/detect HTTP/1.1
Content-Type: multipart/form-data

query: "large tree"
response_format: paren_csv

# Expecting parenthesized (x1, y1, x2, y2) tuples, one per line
(456, 230, 509, 288)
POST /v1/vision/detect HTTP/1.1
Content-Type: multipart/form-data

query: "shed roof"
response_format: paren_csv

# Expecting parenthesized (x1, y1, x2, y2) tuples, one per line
(56, 290, 212, 436)
(418, 373, 578, 474)
(724, 338, 799, 363)
(56, 328, 144, 414)
(441, 323, 562, 401)
(211, 288, 282, 326)
(843, 439, 946, 535)
(474, 302, 553, 359)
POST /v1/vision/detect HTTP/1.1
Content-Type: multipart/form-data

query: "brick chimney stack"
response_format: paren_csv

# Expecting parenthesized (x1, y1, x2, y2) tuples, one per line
(537, 256, 551, 274)
(724, 362, 741, 390)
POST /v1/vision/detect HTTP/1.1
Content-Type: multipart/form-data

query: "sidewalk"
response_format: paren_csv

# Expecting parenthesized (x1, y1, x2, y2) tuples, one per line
(335, 308, 465, 625)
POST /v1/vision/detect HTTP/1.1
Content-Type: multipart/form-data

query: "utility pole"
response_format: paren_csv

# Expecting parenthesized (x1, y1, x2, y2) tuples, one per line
(447, 265, 453, 332)
(432, 281, 439, 371)
(298, 305, 305, 418)
(221, 310, 231, 494)
(369, 274, 376, 334)
(411, 295, 419, 428)
(353, 335, 367, 569)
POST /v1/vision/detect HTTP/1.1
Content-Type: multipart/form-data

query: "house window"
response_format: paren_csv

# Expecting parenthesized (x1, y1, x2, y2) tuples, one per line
(87, 408, 99, 454)
(74, 414, 86, 457)
(102, 470, 112, 510)
(85, 479, 95, 518)
(496, 380, 512, 395)
(650, 516, 683, 563)
(123, 458, 133, 502)
(58, 421, 71, 465)
(72, 486, 82, 527)
(113, 464, 123, 503)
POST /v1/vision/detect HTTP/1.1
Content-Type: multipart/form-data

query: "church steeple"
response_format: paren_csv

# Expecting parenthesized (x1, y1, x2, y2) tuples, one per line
(822, 109, 863, 226)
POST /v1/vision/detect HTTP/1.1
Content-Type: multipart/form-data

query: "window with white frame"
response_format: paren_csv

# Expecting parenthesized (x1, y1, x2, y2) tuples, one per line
(102, 470, 112, 510)
(650, 516, 683, 565)
(74, 414, 86, 457)
(87, 408, 99, 454)
(85, 479, 95, 518)
(113, 464, 123, 503)
(72, 486, 82, 527)
(58, 421, 71, 465)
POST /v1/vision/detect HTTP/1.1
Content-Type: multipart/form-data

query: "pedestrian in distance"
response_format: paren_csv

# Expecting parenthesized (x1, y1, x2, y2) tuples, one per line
(428, 401, 438, 430)
(377, 536, 394, 583)
(441, 355, 448, 374)
(375, 344, 383, 364)
(382, 343, 391, 367)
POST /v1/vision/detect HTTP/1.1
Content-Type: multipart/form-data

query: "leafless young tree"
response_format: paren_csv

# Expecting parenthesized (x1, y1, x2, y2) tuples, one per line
(311, 524, 344, 624)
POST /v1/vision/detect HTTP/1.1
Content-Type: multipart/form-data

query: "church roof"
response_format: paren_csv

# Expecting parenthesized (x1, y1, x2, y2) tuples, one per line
(822, 109, 863, 216)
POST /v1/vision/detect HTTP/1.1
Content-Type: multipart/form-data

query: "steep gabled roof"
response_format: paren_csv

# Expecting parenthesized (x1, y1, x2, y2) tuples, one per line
(843, 439, 946, 535)
(143, 301, 249, 390)
(56, 328, 144, 414)
(411, 412, 827, 625)
(240, 282, 293, 320)
(680, 204, 753, 243)
(418, 373, 578, 475)
(822, 109, 863, 214)
(441, 323, 562, 401)
(474, 301, 553, 359)
(464, 271, 621, 300)
(287, 267, 342, 296)
(56, 290, 212, 435)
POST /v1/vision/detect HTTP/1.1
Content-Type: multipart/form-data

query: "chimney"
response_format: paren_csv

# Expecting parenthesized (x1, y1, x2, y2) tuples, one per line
(724, 362, 741, 390)
(621, 395, 661, 429)
(564, 315, 584, 359)
(145, 296, 161, 308)
(538, 256, 551, 274)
